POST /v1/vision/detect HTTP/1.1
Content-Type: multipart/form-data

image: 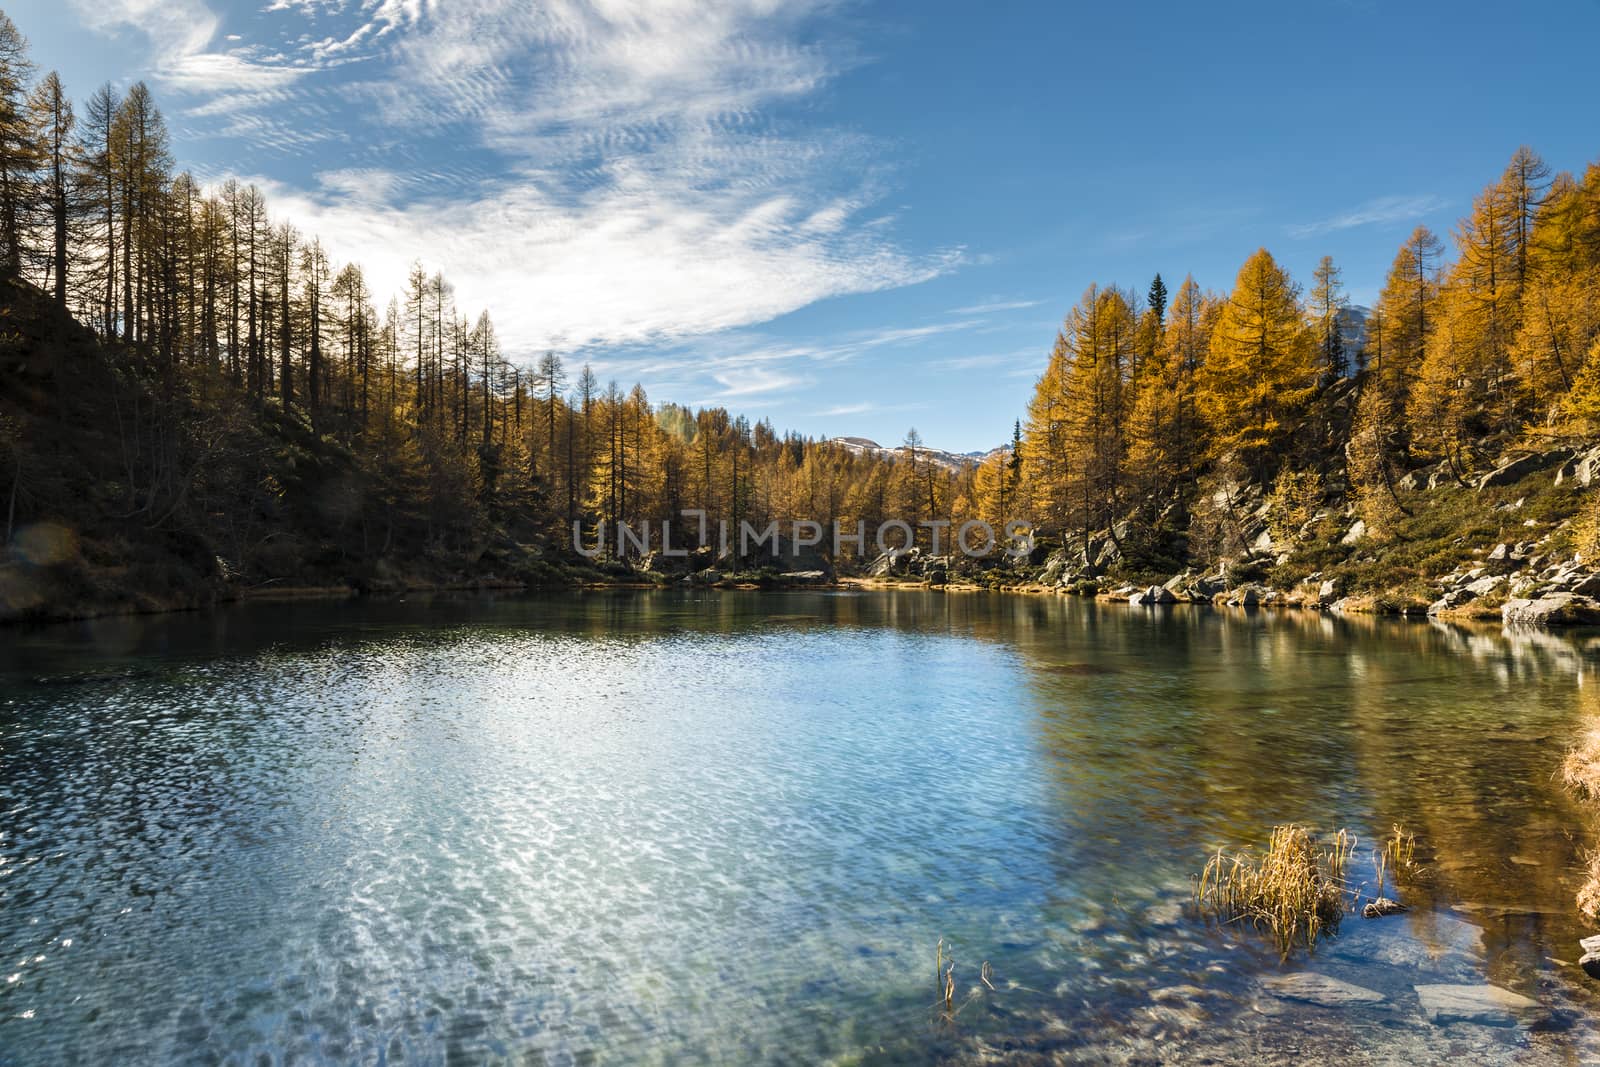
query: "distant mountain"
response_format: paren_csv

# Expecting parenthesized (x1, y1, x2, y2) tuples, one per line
(827, 436, 1000, 471)
(1340, 305, 1370, 367)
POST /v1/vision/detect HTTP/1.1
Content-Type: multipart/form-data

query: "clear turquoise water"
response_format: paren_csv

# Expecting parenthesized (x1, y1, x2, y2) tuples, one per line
(3, 591, 1600, 1063)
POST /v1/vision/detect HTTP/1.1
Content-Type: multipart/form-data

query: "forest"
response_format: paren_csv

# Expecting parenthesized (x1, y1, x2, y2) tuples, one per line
(1, 3, 1598, 619)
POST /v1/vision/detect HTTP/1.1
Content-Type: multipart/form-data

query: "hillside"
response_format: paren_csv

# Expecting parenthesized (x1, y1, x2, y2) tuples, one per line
(0, 275, 570, 623)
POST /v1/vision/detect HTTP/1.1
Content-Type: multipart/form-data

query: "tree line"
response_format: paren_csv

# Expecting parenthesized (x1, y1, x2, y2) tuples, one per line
(0, 11, 1010, 568)
(1019, 144, 1600, 565)
(8, 0, 1596, 577)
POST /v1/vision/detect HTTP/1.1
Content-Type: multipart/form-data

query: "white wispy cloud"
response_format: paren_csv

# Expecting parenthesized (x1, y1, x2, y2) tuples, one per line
(68, 0, 313, 92)
(948, 299, 1041, 315)
(811, 401, 875, 417)
(69, 0, 957, 370)
(255, 172, 954, 357)
(929, 347, 1039, 372)
(1288, 194, 1447, 238)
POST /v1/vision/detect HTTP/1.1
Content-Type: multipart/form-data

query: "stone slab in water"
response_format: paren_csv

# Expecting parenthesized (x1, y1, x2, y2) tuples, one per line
(1263, 972, 1385, 1007)
(1414, 983, 1539, 1026)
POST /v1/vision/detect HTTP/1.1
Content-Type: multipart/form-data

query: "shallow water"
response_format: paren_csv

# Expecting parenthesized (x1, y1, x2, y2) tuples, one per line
(4, 590, 1600, 1064)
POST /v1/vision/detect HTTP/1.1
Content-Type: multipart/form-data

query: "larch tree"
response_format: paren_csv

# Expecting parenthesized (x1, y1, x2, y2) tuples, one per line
(27, 71, 71, 306)
(0, 11, 34, 276)
(1195, 248, 1315, 481)
(1308, 255, 1348, 384)
(79, 83, 119, 336)
(1126, 274, 1209, 509)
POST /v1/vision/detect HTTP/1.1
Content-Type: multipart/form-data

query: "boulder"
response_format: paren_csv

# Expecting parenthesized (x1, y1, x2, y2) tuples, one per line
(1318, 578, 1339, 605)
(1339, 520, 1366, 546)
(1570, 574, 1600, 597)
(1476, 448, 1575, 490)
(1502, 593, 1600, 628)
(1037, 549, 1069, 587)
(639, 546, 712, 575)
(1555, 446, 1600, 487)
(1464, 575, 1506, 597)
(1413, 983, 1540, 1026)
(1578, 449, 1600, 487)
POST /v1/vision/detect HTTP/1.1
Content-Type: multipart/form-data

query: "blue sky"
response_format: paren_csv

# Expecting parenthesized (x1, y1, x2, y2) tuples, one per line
(12, 0, 1600, 450)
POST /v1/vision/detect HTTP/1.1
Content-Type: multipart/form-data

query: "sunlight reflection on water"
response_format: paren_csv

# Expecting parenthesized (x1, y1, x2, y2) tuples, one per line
(2, 591, 1600, 1063)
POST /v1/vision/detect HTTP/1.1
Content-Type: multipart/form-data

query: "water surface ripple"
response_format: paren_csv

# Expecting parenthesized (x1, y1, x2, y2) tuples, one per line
(3, 591, 1599, 1063)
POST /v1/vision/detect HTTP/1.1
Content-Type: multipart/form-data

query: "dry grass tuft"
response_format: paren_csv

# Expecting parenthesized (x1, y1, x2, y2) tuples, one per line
(1579, 851, 1600, 923)
(1193, 825, 1353, 957)
(1563, 728, 1600, 801)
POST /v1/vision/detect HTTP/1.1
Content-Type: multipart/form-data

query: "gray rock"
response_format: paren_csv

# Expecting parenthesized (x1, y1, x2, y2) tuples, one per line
(1556, 446, 1600, 487)
(1339, 519, 1367, 546)
(1318, 578, 1338, 604)
(1502, 593, 1600, 628)
(1465, 575, 1506, 597)
(1263, 972, 1385, 1007)
(1571, 574, 1600, 597)
(1582, 952, 1600, 981)
(1580, 934, 1600, 955)
(1362, 897, 1407, 918)
(1476, 448, 1574, 490)
(1413, 983, 1540, 1026)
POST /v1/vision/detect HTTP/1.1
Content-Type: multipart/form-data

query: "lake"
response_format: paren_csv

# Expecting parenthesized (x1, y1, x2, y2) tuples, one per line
(3, 590, 1599, 1064)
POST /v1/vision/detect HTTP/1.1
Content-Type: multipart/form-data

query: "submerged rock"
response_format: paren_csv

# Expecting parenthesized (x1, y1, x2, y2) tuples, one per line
(1262, 972, 1385, 1007)
(1362, 897, 1408, 918)
(1413, 983, 1539, 1026)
